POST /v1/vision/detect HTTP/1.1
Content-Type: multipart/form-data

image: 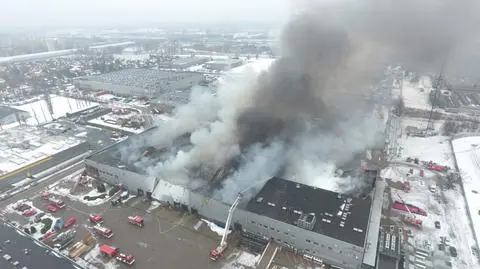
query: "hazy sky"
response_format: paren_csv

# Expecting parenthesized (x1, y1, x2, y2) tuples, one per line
(1, 0, 291, 28)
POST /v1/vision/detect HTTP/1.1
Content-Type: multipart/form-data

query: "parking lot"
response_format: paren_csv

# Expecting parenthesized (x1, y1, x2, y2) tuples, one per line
(0, 170, 245, 269)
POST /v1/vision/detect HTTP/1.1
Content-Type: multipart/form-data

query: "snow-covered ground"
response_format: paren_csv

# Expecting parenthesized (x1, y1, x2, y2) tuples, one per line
(386, 116, 479, 269)
(401, 76, 433, 110)
(222, 251, 261, 269)
(382, 163, 479, 269)
(452, 136, 480, 250)
(0, 126, 81, 175)
(49, 185, 117, 207)
(12, 95, 98, 125)
(88, 118, 144, 134)
(2, 199, 59, 239)
(88, 110, 145, 134)
(397, 135, 454, 168)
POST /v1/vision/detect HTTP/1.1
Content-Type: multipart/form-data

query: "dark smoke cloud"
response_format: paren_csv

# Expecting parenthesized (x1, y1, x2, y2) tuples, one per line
(118, 0, 480, 203)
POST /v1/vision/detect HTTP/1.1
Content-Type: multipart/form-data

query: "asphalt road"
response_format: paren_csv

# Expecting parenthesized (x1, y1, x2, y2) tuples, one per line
(0, 224, 76, 269)
(0, 142, 90, 191)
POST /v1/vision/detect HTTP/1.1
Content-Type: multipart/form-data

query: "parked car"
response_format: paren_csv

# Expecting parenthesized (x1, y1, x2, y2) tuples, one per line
(22, 209, 37, 217)
(54, 219, 64, 231)
(435, 221, 441, 229)
(64, 217, 76, 229)
(15, 204, 31, 212)
(34, 212, 46, 222)
(47, 204, 57, 213)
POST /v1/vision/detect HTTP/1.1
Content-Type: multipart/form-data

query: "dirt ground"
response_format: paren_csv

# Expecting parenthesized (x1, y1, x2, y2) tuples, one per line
(0, 171, 246, 269)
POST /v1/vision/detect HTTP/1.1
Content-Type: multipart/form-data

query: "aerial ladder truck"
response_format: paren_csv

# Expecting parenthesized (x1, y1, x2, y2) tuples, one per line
(209, 194, 241, 261)
(209, 180, 266, 261)
(396, 193, 422, 228)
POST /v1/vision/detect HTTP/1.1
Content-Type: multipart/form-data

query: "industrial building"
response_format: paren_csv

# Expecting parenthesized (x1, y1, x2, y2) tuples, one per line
(204, 58, 243, 71)
(159, 57, 210, 69)
(84, 127, 382, 269)
(74, 69, 204, 103)
(0, 106, 30, 125)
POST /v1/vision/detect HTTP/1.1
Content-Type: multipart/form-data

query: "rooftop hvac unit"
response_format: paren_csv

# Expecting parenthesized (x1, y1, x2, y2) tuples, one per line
(295, 213, 316, 230)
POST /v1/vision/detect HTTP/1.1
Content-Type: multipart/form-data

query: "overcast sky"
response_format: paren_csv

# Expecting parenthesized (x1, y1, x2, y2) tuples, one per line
(1, 0, 292, 28)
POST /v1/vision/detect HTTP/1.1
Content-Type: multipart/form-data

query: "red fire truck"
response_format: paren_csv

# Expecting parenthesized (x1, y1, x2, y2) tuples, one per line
(99, 244, 135, 266)
(93, 225, 114, 239)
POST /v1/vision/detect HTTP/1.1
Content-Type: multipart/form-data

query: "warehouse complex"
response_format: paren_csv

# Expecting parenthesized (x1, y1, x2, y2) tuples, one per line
(75, 69, 204, 103)
(84, 127, 383, 269)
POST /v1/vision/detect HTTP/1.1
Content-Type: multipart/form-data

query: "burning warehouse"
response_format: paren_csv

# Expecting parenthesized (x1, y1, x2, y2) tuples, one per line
(84, 127, 383, 269)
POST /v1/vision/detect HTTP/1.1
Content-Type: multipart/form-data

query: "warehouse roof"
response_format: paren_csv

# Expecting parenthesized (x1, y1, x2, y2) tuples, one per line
(0, 106, 28, 119)
(76, 69, 204, 103)
(246, 177, 372, 247)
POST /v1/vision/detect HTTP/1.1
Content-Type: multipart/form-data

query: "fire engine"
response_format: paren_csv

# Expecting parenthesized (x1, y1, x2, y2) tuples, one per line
(93, 225, 114, 238)
(127, 216, 144, 227)
(99, 244, 135, 266)
(392, 201, 427, 216)
(397, 194, 422, 228)
(427, 162, 448, 172)
(89, 214, 104, 224)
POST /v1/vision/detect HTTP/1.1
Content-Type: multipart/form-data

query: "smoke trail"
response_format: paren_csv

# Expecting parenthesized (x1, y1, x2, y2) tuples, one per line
(117, 0, 480, 203)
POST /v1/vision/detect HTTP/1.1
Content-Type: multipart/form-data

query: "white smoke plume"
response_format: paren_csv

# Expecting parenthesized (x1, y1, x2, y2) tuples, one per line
(118, 0, 480, 203)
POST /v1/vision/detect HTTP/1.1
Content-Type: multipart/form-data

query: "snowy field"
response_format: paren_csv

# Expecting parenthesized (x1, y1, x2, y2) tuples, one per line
(452, 136, 480, 250)
(401, 76, 433, 110)
(382, 163, 479, 269)
(387, 118, 480, 268)
(397, 135, 454, 168)
(12, 95, 99, 125)
(0, 126, 81, 175)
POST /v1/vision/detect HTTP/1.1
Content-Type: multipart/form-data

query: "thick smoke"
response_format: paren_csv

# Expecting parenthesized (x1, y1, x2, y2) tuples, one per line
(120, 0, 480, 203)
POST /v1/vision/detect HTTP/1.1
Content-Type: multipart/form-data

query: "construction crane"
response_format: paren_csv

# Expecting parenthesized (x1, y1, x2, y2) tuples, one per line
(396, 193, 422, 228)
(209, 180, 268, 261)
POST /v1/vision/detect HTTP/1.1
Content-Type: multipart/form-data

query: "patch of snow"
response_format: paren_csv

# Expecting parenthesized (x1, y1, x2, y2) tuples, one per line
(401, 76, 433, 110)
(74, 131, 88, 138)
(146, 201, 161, 213)
(452, 137, 480, 250)
(152, 179, 189, 204)
(48, 185, 113, 207)
(88, 118, 144, 134)
(202, 219, 230, 237)
(222, 251, 261, 269)
(397, 135, 454, 167)
(12, 95, 98, 125)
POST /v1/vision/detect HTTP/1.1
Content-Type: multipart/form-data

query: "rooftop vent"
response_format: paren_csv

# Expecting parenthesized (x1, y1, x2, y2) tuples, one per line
(295, 213, 316, 230)
(267, 202, 276, 207)
(256, 197, 263, 203)
(353, 228, 363, 233)
(296, 184, 300, 189)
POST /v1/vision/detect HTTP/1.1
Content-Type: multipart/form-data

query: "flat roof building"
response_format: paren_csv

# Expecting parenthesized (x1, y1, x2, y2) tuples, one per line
(247, 177, 371, 247)
(75, 69, 204, 104)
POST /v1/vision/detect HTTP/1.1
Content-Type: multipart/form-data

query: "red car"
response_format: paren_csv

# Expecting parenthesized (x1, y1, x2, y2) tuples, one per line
(64, 217, 76, 229)
(47, 204, 57, 213)
(23, 209, 37, 217)
(40, 231, 56, 241)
